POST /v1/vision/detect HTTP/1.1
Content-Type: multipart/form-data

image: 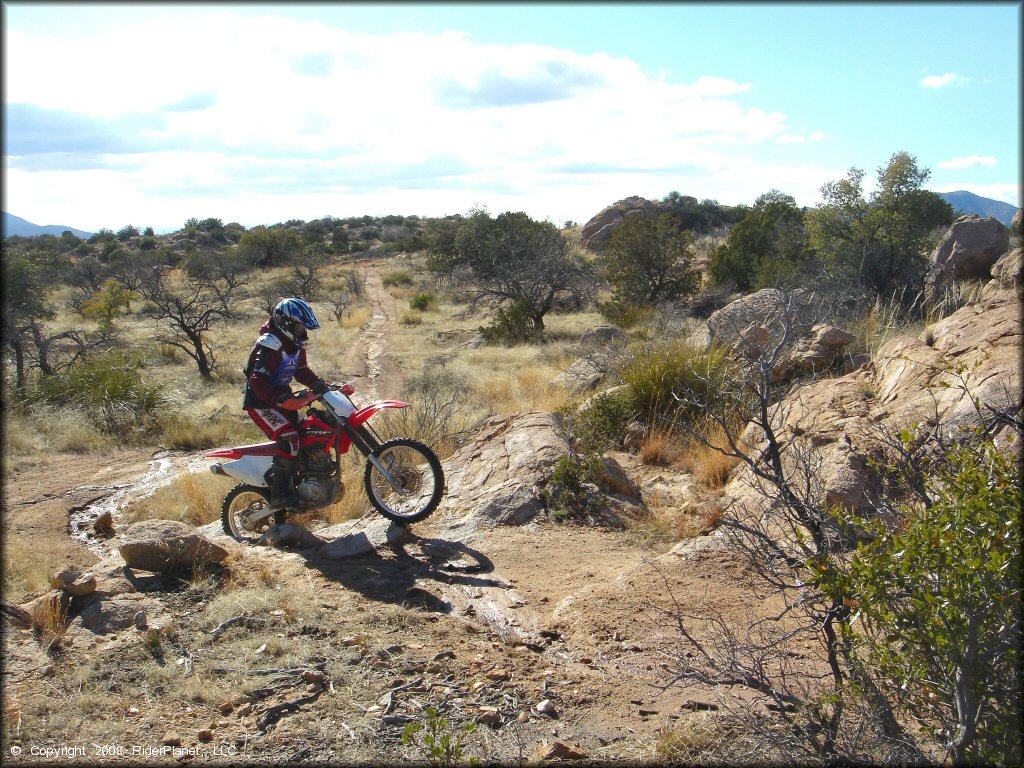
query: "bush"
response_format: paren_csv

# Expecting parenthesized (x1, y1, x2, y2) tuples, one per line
(566, 389, 637, 454)
(479, 298, 541, 345)
(541, 452, 603, 522)
(382, 270, 413, 287)
(409, 292, 438, 312)
(620, 340, 741, 427)
(24, 350, 166, 433)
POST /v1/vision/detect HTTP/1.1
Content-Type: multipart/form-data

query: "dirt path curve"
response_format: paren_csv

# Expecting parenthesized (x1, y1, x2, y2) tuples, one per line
(338, 265, 403, 402)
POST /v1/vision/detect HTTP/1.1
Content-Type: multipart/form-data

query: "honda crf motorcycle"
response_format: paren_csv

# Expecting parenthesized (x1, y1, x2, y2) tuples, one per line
(206, 387, 444, 539)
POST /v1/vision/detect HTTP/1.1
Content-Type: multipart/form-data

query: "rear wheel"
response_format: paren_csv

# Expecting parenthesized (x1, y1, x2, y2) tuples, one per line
(221, 483, 282, 540)
(363, 438, 444, 524)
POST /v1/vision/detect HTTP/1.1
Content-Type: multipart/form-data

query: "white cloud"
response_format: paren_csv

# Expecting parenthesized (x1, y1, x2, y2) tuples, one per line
(4, 10, 819, 229)
(775, 130, 827, 145)
(919, 72, 970, 88)
(937, 155, 998, 170)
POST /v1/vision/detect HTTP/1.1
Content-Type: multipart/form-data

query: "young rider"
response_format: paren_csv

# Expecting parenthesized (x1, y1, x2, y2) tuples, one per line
(243, 297, 347, 510)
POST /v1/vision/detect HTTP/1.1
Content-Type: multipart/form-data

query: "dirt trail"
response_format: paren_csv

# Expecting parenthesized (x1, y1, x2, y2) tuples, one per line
(1, 262, 754, 761)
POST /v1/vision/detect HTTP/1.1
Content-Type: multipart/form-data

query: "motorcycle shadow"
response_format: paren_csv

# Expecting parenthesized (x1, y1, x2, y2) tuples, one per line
(294, 528, 501, 615)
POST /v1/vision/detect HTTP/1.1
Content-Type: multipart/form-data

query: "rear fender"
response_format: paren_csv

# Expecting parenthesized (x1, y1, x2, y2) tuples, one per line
(211, 454, 273, 487)
(347, 400, 409, 430)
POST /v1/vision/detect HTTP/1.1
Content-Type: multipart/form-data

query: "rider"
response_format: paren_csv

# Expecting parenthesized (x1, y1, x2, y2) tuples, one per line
(243, 297, 333, 511)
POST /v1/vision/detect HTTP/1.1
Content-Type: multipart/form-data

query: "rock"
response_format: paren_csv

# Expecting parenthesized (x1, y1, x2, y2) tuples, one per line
(926, 215, 1010, 296)
(622, 420, 647, 452)
(24, 590, 71, 632)
(2, 600, 33, 629)
(257, 523, 324, 550)
(553, 355, 609, 394)
(596, 456, 641, 499)
(119, 520, 229, 576)
(442, 412, 571, 526)
(71, 593, 167, 636)
(51, 569, 98, 597)
(535, 699, 557, 716)
(787, 324, 855, 375)
(134, 611, 148, 630)
(579, 325, 625, 346)
(478, 711, 502, 728)
(1012, 207, 1023, 239)
(318, 517, 413, 559)
(581, 196, 662, 253)
(737, 323, 771, 360)
(707, 288, 819, 352)
(162, 732, 182, 747)
(93, 511, 115, 538)
(982, 246, 1023, 298)
(532, 738, 588, 761)
(198, 729, 213, 742)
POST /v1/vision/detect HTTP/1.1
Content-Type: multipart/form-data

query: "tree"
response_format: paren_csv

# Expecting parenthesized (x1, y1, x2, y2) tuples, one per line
(806, 152, 953, 297)
(601, 212, 700, 307)
(237, 225, 303, 267)
(709, 190, 812, 291)
(139, 253, 250, 378)
(427, 210, 592, 333)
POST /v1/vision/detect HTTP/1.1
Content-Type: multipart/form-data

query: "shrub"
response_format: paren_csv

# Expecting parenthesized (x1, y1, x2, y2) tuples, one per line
(382, 270, 413, 287)
(25, 350, 166, 433)
(409, 292, 438, 312)
(400, 311, 423, 326)
(620, 340, 741, 427)
(541, 452, 603, 522)
(479, 298, 540, 345)
(566, 389, 636, 454)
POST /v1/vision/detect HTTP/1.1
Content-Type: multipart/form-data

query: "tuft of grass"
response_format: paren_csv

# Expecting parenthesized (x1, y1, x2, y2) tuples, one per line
(31, 592, 69, 650)
(382, 269, 414, 288)
(154, 410, 252, 450)
(654, 714, 719, 762)
(339, 306, 372, 329)
(2, 537, 65, 600)
(640, 430, 684, 466)
(678, 421, 744, 489)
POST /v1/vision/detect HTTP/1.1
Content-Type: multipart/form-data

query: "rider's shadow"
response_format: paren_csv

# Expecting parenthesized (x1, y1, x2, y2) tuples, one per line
(294, 529, 503, 614)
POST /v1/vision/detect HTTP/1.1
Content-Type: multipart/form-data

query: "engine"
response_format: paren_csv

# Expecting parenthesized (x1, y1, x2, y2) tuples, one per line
(294, 448, 341, 508)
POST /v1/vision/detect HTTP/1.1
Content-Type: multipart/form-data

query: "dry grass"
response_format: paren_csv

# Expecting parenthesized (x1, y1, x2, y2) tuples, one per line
(124, 470, 230, 526)
(2, 536, 64, 600)
(678, 421, 744, 489)
(31, 592, 69, 649)
(654, 712, 720, 762)
(639, 430, 684, 466)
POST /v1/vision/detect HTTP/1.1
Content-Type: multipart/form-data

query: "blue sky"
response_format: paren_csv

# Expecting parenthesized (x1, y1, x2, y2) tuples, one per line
(3, 2, 1019, 233)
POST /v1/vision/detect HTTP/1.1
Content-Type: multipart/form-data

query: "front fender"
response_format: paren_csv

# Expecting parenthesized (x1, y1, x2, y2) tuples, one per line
(347, 400, 409, 429)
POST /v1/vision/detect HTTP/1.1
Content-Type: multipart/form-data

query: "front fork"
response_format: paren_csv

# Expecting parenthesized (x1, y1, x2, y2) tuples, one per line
(340, 421, 404, 493)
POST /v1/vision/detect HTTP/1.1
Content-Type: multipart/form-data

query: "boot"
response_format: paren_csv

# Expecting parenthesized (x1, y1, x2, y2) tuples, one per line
(265, 456, 300, 511)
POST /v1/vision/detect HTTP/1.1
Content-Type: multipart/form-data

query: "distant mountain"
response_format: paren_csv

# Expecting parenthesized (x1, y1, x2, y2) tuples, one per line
(2, 212, 94, 239)
(935, 191, 1018, 227)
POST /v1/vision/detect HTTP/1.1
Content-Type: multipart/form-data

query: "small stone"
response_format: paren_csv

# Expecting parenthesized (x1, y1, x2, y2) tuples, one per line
(532, 738, 588, 761)
(486, 669, 510, 681)
(517, 711, 529, 724)
(198, 729, 213, 742)
(235, 703, 253, 717)
(217, 701, 234, 715)
(127, 707, 141, 716)
(477, 711, 501, 728)
(432, 650, 456, 661)
(254, 643, 267, 655)
(535, 699, 557, 717)
(134, 611, 148, 631)
(302, 670, 325, 685)
(162, 732, 182, 747)
(93, 511, 115, 537)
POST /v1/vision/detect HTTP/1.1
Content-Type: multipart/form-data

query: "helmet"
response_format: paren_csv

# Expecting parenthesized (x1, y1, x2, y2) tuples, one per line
(272, 298, 320, 347)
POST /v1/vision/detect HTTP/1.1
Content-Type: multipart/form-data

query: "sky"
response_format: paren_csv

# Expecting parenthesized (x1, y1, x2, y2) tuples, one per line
(2, 2, 1020, 233)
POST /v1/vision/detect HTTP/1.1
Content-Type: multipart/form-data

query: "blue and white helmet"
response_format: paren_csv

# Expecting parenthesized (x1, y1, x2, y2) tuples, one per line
(272, 298, 320, 347)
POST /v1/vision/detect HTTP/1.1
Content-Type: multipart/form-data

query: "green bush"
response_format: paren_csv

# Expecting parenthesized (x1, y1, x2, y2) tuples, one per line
(620, 340, 742, 427)
(541, 452, 603, 522)
(479, 298, 540, 345)
(24, 350, 166, 433)
(567, 389, 637, 454)
(409, 292, 438, 312)
(825, 435, 1022, 765)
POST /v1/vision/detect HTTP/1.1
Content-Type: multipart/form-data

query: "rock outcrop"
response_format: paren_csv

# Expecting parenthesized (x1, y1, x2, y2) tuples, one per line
(441, 412, 571, 527)
(580, 196, 662, 253)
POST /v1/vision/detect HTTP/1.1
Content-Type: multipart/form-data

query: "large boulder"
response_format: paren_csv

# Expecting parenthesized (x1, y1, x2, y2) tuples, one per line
(1011, 207, 1022, 239)
(118, 519, 230, 575)
(580, 196, 661, 254)
(441, 412, 571, 527)
(552, 354, 610, 395)
(706, 288, 821, 353)
(926, 215, 1009, 296)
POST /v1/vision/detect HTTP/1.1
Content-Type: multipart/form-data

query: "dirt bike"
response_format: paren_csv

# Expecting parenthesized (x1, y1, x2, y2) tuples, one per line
(206, 386, 444, 540)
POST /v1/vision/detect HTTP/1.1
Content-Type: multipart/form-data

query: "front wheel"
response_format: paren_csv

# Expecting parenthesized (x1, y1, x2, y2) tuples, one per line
(221, 483, 282, 540)
(364, 438, 444, 524)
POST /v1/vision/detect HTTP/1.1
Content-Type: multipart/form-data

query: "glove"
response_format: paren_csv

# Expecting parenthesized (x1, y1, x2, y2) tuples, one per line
(276, 390, 317, 410)
(329, 381, 356, 396)
(312, 380, 329, 395)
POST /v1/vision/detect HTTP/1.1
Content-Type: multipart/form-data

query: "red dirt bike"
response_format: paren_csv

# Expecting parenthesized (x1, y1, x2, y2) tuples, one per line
(206, 387, 444, 540)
